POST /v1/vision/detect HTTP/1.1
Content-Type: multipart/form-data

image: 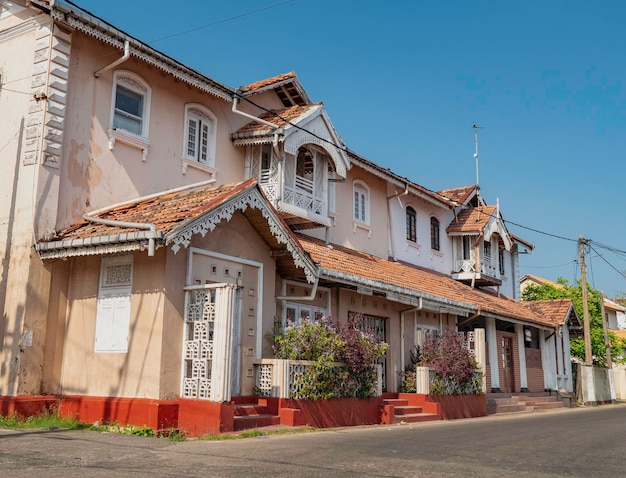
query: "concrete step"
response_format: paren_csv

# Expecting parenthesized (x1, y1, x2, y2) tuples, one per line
(382, 398, 409, 407)
(393, 413, 440, 424)
(234, 404, 269, 417)
(487, 403, 528, 414)
(233, 414, 281, 431)
(393, 405, 424, 416)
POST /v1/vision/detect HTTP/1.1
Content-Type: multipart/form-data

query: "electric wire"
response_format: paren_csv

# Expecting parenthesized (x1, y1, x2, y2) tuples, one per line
(589, 243, 626, 281)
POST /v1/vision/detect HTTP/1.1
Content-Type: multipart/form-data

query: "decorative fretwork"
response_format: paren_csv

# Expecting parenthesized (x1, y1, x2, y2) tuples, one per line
(182, 289, 216, 399)
(166, 189, 316, 284)
(256, 364, 273, 397)
(51, 10, 231, 101)
(289, 363, 309, 399)
(103, 264, 132, 287)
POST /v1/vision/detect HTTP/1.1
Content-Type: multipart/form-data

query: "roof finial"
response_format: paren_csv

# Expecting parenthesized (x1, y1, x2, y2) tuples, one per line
(472, 124, 483, 187)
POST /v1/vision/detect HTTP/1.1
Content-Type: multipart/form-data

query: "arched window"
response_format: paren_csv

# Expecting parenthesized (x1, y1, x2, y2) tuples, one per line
(430, 217, 440, 251)
(111, 70, 151, 138)
(406, 206, 417, 242)
(353, 181, 369, 223)
(295, 147, 315, 194)
(183, 104, 217, 166)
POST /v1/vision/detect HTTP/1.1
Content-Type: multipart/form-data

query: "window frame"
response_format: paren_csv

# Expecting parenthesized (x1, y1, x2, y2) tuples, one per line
(406, 206, 417, 242)
(110, 70, 151, 139)
(353, 180, 370, 224)
(430, 216, 440, 251)
(182, 103, 217, 167)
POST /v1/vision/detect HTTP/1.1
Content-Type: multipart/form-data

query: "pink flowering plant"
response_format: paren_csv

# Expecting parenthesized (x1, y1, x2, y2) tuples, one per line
(401, 327, 483, 395)
(273, 314, 388, 399)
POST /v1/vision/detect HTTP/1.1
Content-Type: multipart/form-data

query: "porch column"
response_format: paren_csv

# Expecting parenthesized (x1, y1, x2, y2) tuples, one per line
(486, 317, 500, 392)
(210, 284, 240, 402)
(474, 328, 487, 393)
(515, 324, 529, 392)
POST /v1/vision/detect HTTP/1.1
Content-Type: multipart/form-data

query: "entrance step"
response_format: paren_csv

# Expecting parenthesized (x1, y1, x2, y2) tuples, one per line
(382, 396, 440, 424)
(233, 402, 281, 431)
(488, 393, 565, 415)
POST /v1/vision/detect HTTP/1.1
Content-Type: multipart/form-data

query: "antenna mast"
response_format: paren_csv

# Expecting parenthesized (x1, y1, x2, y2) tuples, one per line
(472, 124, 482, 187)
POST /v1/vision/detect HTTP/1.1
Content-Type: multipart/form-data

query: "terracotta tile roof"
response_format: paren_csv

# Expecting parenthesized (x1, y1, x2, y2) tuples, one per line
(297, 234, 555, 328)
(244, 72, 297, 92)
(446, 206, 497, 234)
(48, 179, 258, 241)
(523, 299, 578, 327)
(234, 104, 321, 136)
(437, 185, 477, 204)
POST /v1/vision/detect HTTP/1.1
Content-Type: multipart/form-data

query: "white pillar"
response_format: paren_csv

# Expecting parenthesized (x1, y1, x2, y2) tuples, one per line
(474, 328, 487, 393)
(486, 317, 500, 392)
(415, 366, 431, 394)
(515, 324, 529, 391)
(210, 285, 239, 402)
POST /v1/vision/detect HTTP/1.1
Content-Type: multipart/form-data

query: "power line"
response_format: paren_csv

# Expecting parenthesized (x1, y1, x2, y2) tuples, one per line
(146, 1, 296, 44)
(589, 243, 626, 281)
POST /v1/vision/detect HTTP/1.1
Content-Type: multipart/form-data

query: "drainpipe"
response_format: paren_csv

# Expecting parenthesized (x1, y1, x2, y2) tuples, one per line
(82, 213, 159, 256)
(387, 183, 409, 261)
(232, 90, 281, 146)
(82, 178, 217, 257)
(399, 297, 423, 373)
(94, 40, 130, 78)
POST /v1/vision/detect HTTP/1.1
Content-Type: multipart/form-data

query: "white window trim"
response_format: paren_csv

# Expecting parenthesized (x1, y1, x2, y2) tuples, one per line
(182, 103, 217, 167)
(353, 180, 370, 225)
(94, 255, 133, 353)
(108, 70, 151, 160)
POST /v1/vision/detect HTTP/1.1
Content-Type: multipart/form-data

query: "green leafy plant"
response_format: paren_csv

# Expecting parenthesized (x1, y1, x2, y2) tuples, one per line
(273, 314, 388, 399)
(0, 409, 87, 430)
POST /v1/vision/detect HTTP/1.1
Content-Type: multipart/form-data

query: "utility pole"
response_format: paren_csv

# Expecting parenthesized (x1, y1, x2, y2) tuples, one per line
(579, 236, 593, 365)
(600, 292, 612, 368)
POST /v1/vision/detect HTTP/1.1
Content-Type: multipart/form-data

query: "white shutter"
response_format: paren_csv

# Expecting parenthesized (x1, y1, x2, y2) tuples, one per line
(187, 117, 197, 158)
(199, 120, 209, 163)
(95, 257, 132, 353)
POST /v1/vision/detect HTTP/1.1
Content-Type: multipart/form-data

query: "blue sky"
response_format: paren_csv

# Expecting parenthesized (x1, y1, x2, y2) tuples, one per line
(74, 0, 626, 297)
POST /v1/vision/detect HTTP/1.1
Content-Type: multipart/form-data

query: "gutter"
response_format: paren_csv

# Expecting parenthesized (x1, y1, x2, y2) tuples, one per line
(94, 40, 130, 78)
(275, 275, 319, 301)
(232, 90, 282, 147)
(82, 214, 159, 256)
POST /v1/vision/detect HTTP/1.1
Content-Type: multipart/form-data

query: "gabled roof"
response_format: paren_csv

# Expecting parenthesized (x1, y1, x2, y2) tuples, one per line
(232, 103, 351, 178)
(36, 179, 316, 282)
(523, 299, 582, 329)
(232, 104, 321, 137)
(242, 71, 311, 106)
(520, 274, 564, 289)
(297, 234, 556, 328)
(447, 206, 498, 234)
(438, 185, 478, 205)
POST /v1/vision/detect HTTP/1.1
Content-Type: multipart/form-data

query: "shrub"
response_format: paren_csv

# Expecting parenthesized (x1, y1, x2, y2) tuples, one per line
(273, 314, 388, 399)
(400, 328, 483, 395)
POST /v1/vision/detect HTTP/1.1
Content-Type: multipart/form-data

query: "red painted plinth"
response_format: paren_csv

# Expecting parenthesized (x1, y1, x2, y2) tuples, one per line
(177, 398, 234, 437)
(427, 394, 487, 419)
(58, 396, 179, 429)
(0, 395, 58, 418)
(279, 397, 382, 428)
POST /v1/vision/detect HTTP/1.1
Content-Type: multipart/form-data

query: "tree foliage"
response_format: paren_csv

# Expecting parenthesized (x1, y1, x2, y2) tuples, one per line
(522, 279, 626, 367)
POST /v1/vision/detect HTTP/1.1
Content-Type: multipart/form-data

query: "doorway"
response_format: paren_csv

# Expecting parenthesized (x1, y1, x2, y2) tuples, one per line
(501, 336, 515, 393)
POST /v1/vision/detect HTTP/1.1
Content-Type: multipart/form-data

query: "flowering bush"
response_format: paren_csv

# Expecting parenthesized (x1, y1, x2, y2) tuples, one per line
(400, 327, 483, 395)
(273, 314, 388, 399)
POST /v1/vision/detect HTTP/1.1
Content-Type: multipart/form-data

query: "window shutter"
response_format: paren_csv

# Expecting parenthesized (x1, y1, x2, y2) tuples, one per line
(187, 117, 197, 158)
(199, 120, 209, 163)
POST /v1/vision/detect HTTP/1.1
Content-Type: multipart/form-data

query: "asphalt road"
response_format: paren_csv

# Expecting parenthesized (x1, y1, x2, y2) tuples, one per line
(1, 405, 625, 477)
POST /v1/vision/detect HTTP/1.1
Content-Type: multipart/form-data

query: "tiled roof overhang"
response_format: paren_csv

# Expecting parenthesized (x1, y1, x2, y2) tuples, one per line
(36, 179, 317, 283)
(298, 234, 556, 329)
(35, 0, 233, 101)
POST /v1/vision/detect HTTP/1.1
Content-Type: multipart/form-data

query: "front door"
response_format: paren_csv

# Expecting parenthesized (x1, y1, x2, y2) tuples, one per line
(501, 337, 515, 393)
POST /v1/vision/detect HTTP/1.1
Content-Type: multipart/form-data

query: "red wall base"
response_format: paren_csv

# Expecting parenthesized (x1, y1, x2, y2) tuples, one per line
(279, 397, 382, 428)
(422, 394, 487, 419)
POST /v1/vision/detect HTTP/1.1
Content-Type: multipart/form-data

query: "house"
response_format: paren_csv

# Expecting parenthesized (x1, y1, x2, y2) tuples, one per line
(1, 0, 575, 435)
